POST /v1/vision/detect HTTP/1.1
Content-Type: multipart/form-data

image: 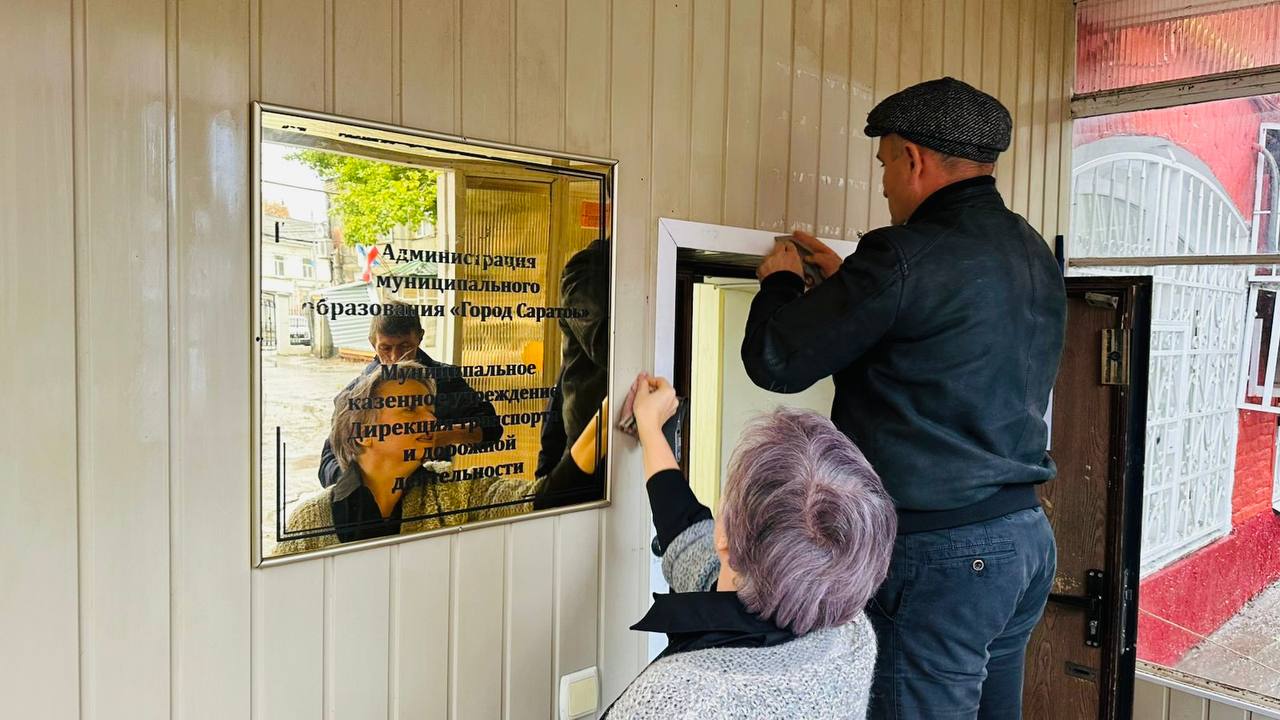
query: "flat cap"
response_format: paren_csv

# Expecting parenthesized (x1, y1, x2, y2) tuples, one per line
(864, 77, 1011, 163)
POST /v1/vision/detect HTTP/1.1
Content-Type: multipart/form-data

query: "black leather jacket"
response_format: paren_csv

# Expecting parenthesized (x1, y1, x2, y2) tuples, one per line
(741, 176, 1066, 533)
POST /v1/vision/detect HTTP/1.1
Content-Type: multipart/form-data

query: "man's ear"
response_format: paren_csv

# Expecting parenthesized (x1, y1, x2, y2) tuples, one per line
(903, 141, 925, 176)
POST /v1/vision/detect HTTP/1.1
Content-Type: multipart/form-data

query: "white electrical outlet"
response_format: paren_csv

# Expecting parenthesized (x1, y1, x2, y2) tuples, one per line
(558, 666, 599, 720)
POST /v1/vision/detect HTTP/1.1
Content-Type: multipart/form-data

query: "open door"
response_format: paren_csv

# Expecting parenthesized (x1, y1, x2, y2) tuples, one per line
(1024, 276, 1151, 720)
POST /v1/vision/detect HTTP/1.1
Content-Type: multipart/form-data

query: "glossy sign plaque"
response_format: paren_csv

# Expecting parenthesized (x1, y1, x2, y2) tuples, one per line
(253, 105, 615, 563)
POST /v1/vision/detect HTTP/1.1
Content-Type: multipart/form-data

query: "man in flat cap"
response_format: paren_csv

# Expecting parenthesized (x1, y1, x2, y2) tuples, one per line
(741, 77, 1065, 719)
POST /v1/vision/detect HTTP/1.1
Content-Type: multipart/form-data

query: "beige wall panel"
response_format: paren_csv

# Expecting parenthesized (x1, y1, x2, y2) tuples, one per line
(334, 0, 396, 122)
(1171, 690, 1210, 720)
(1010, 0, 1035, 218)
(1056, 2, 1075, 240)
(995, 0, 1019, 202)
(652, 0, 693, 221)
(78, 0, 172, 715)
(689, 0, 729, 224)
(942, 0, 964, 78)
(461, 0, 514, 142)
(505, 517, 556, 720)
(172, 0, 253, 717)
(815, 0, 851, 238)
(899, 0, 923, 88)
(844, 0, 875, 239)
(260, 0, 326, 109)
(600, 0, 654, 704)
(555, 511, 601, 683)
(0, 2, 79, 718)
(963, 0, 983, 85)
(254, 562, 325, 720)
(564, 0, 611, 157)
(786, 0, 824, 233)
(402, 0, 459, 134)
(1136, 679, 1171, 718)
(451, 525, 506, 719)
(1027, 0, 1051, 234)
(330, 549, 392, 719)
(722, 0, 763, 228)
(1209, 702, 1251, 720)
(980, 0, 1002, 96)
(1040, 0, 1066, 243)
(754, 0, 794, 232)
(867, 0, 898, 230)
(922, 0, 944, 81)
(515, 0, 566, 150)
(392, 537, 451, 720)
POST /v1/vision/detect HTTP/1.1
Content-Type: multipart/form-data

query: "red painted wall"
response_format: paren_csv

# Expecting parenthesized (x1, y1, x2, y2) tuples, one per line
(1138, 511, 1280, 665)
(1234, 410, 1278, 526)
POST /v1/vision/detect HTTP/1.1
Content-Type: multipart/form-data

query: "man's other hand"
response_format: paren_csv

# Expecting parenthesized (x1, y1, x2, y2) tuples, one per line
(757, 239, 804, 281)
(791, 230, 843, 280)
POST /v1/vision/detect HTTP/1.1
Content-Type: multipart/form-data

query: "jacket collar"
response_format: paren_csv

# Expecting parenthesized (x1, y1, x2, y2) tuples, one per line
(631, 591, 795, 658)
(908, 174, 1002, 224)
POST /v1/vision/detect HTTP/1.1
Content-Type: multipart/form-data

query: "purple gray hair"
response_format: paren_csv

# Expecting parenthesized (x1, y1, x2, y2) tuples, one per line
(718, 407, 896, 635)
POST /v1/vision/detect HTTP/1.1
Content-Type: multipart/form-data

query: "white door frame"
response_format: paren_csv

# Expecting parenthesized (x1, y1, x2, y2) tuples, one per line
(647, 218, 857, 657)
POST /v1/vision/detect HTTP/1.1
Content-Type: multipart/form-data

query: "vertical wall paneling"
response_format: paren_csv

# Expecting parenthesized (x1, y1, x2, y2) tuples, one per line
(922, 0, 944, 82)
(1040, 0, 1066, 243)
(786, 0, 824, 232)
(564, 0, 610, 157)
(329, 550, 392, 719)
(392, 537, 451, 720)
(515, 0, 566, 150)
(255, 562, 325, 720)
(0, 2, 78, 717)
(1057, 3, 1076, 243)
(1170, 691, 1211, 720)
(898, 1, 923, 89)
(689, 0, 729, 224)
(652, 0, 693, 220)
(844, 0, 875, 239)
(451, 526, 506, 719)
(815, 0, 850, 238)
(461, 0, 514, 142)
(172, 0, 252, 716)
(1209, 702, 1251, 720)
(721, 0, 764, 227)
(601, 0, 655, 703)
(1136, 679, 1172, 718)
(942, 0, 964, 78)
(401, 0, 459, 134)
(980, 0, 1002, 97)
(555, 510, 601, 685)
(1027, 0, 1051, 234)
(78, 0, 172, 715)
(333, 0, 396, 122)
(504, 517, 556, 720)
(867, 0, 898, 230)
(963, 0, 983, 85)
(996, 0, 1020, 202)
(754, 0, 794, 232)
(1010, 0, 1035, 218)
(259, 0, 326, 109)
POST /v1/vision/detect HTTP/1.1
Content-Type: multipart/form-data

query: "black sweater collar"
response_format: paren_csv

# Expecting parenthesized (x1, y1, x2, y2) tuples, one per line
(631, 590, 795, 658)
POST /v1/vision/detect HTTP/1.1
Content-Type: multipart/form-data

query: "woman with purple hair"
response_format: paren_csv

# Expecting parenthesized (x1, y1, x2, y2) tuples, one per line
(604, 373, 897, 718)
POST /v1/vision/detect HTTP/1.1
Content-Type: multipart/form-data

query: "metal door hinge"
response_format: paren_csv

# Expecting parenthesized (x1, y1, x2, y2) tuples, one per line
(1049, 569, 1105, 648)
(1101, 329, 1130, 385)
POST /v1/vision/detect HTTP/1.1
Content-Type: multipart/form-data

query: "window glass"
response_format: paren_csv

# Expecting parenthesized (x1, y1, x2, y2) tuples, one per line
(1077, 0, 1280, 94)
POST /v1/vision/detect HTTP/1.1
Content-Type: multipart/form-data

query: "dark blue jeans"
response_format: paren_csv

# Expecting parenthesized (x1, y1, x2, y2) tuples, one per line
(867, 507, 1057, 720)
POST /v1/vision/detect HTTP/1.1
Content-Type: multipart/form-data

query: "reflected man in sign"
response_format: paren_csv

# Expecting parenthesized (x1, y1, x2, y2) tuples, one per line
(317, 304, 502, 489)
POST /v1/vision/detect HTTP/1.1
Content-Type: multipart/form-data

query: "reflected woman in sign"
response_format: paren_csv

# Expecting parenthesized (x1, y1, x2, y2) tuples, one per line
(276, 361, 606, 554)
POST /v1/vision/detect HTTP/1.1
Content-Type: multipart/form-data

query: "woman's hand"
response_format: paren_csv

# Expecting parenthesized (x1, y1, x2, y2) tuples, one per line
(632, 373, 678, 434)
(632, 373, 680, 477)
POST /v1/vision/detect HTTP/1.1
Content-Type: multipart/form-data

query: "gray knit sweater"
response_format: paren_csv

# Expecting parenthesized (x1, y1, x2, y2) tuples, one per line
(607, 519, 877, 719)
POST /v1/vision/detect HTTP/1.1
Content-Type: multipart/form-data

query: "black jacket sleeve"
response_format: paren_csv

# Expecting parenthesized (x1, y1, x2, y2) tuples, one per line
(646, 468, 713, 553)
(741, 231, 904, 393)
